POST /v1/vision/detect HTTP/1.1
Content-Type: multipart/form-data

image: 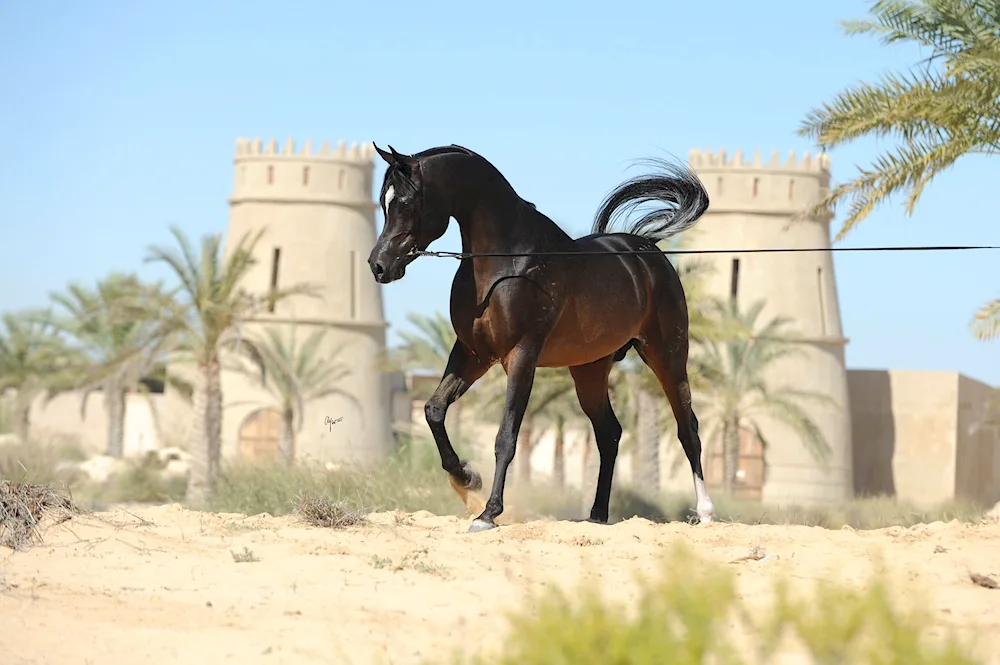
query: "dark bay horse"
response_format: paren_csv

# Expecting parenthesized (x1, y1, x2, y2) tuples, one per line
(367, 143, 715, 532)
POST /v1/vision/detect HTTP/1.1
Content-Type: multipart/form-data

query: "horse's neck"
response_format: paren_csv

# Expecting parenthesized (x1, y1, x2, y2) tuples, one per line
(452, 186, 573, 255)
(437, 154, 572, 255)
(455, 202, 570, 257)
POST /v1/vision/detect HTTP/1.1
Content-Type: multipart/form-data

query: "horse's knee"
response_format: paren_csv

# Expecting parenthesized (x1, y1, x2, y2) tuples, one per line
(424, 399, 446, 428)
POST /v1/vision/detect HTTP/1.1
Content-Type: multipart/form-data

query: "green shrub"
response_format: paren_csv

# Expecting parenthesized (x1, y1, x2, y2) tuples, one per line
(435, 543, 981, 665)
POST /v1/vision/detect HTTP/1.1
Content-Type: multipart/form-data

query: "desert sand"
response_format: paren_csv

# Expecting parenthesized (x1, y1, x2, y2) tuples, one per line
(2, 500, 1000, 665)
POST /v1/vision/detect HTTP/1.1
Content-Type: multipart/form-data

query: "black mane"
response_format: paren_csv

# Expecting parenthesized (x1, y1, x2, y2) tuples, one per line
(384, 144, 538, 209)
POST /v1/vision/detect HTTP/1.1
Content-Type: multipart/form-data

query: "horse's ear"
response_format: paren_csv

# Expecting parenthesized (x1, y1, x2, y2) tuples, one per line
(373, 143, 395, 165)
(388, 145, 417, 170)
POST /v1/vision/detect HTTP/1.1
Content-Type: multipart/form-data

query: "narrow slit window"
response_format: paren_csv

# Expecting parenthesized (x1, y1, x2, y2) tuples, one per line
(350, 250, 358, 320)
(788, 178, 795, 201)
(717, 176, 724, 196)
(730, 258, 740, 301)
(752, 177, 760, 198)
(303, 166, 310, 186)
(268, 248, 281, 313)
(267, 165, 274, 185)
(817, 266, 827, 335)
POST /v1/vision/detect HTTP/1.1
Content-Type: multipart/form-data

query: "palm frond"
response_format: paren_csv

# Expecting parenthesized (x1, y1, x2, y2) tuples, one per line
(797, 0, 1000, 239)
(971, 296, 1000, 340)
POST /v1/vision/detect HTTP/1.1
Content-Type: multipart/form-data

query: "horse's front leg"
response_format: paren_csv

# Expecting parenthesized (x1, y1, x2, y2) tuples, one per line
(425, 340, 493, 491)
(468, 343, 541, 533)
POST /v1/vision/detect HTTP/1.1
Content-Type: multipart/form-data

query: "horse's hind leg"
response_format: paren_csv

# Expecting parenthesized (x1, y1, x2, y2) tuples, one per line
(425, 340, 493, 491)
(634, 335, 715, 524)
(569, 355, 622, 523)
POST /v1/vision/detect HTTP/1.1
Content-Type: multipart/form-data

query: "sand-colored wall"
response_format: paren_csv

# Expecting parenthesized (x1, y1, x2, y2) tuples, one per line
(25, 389, 175, 457)
(849, 369, 1000, 507)
(956, 374, 1000, 506)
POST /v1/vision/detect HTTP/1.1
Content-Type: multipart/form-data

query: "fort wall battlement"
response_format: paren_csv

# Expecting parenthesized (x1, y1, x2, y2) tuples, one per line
(687, 148, 832, 216)
(230, 137, 376, 205)
(235, 137, 376, 162)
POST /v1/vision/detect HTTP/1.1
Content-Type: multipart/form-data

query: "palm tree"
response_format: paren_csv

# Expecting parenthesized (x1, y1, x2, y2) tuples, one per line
(246, 324, 353, 464)
(0, 310, 81, 443)
(142, 225, 318, 504)
(693, 299, 834, 494)
(47, 272, 184, 457)
(797, 0, 1000, 337)
(390, 312, 461, 381)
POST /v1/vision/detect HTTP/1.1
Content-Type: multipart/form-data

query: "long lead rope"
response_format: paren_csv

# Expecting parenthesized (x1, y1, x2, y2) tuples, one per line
(412, 245, 1000, 259)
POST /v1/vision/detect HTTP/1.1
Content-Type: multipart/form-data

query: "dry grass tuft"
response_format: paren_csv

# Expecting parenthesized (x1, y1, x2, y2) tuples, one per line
(293, 493, 367, 529)
(0, 480, 82, 551)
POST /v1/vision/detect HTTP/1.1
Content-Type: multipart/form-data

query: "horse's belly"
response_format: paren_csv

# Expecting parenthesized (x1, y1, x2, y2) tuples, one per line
(536, 293, 645, 367)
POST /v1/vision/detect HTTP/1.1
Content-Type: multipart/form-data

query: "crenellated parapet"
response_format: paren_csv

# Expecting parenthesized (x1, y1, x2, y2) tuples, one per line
(234, 137, 376, 163)
(687, 147, 832, 217)
(229, 137, 376, 207)
(687, 148, 830, 173)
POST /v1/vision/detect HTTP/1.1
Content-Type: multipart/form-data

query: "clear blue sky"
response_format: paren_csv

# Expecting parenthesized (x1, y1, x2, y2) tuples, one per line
(1, 0, 997, 385)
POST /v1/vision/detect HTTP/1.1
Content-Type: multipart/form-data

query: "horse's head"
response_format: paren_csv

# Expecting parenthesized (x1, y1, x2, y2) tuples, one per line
(368, 144, 450, 284)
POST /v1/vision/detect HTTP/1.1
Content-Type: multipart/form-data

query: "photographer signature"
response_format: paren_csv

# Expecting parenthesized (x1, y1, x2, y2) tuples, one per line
(324, 416, 343, 432)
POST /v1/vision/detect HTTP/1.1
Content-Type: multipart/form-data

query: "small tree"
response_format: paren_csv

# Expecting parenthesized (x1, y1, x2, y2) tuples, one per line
(0, 310, 81, 443)
(248, 324, 353, 464)
(48, 272, 184, 457)
(694, 299, 834, 494)
(142, 226, 318, 505)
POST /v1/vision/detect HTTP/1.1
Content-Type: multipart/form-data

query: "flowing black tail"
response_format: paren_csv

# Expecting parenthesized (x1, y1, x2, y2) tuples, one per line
(591, 156, 709, 241)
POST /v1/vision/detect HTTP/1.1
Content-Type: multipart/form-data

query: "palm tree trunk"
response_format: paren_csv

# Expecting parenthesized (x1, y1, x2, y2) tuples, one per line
(105, 386, 126, 458)
(279, 406, 295, 464)
(516, 419, 533, 483)
(13, 402, 30, 444)
(553, 416, 566, 488)
(186, 367, 212, 506)
(206, 359, 223, 478)
(636, 387, 660, 493)
(723, 417, 740, 494)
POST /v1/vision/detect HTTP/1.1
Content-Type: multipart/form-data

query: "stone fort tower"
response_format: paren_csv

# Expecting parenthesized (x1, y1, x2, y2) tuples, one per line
(220, 137, 392, 465)
(681, 148, 853, 504)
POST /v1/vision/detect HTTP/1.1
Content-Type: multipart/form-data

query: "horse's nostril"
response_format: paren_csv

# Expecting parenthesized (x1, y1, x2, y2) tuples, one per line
(373, 261, 385, 277)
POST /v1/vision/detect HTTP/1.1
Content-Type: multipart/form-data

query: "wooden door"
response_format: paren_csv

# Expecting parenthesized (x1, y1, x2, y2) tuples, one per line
(238, 408, 281, 462)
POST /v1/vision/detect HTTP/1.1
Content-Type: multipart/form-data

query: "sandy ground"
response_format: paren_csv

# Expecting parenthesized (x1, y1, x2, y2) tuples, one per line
(2, 500, 1000, 665)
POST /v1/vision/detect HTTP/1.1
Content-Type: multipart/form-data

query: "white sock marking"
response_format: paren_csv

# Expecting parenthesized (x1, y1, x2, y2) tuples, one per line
(693, 473, 714, 523)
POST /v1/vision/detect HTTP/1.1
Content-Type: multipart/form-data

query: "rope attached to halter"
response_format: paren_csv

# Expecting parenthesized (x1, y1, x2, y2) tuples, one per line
(412, 245, 1000, 259)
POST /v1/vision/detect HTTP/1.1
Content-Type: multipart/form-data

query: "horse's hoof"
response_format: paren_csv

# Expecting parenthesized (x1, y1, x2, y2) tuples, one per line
(467, 519, 496, 533)
(586, 517, 608, 525)
(460, 462, 483, 492)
